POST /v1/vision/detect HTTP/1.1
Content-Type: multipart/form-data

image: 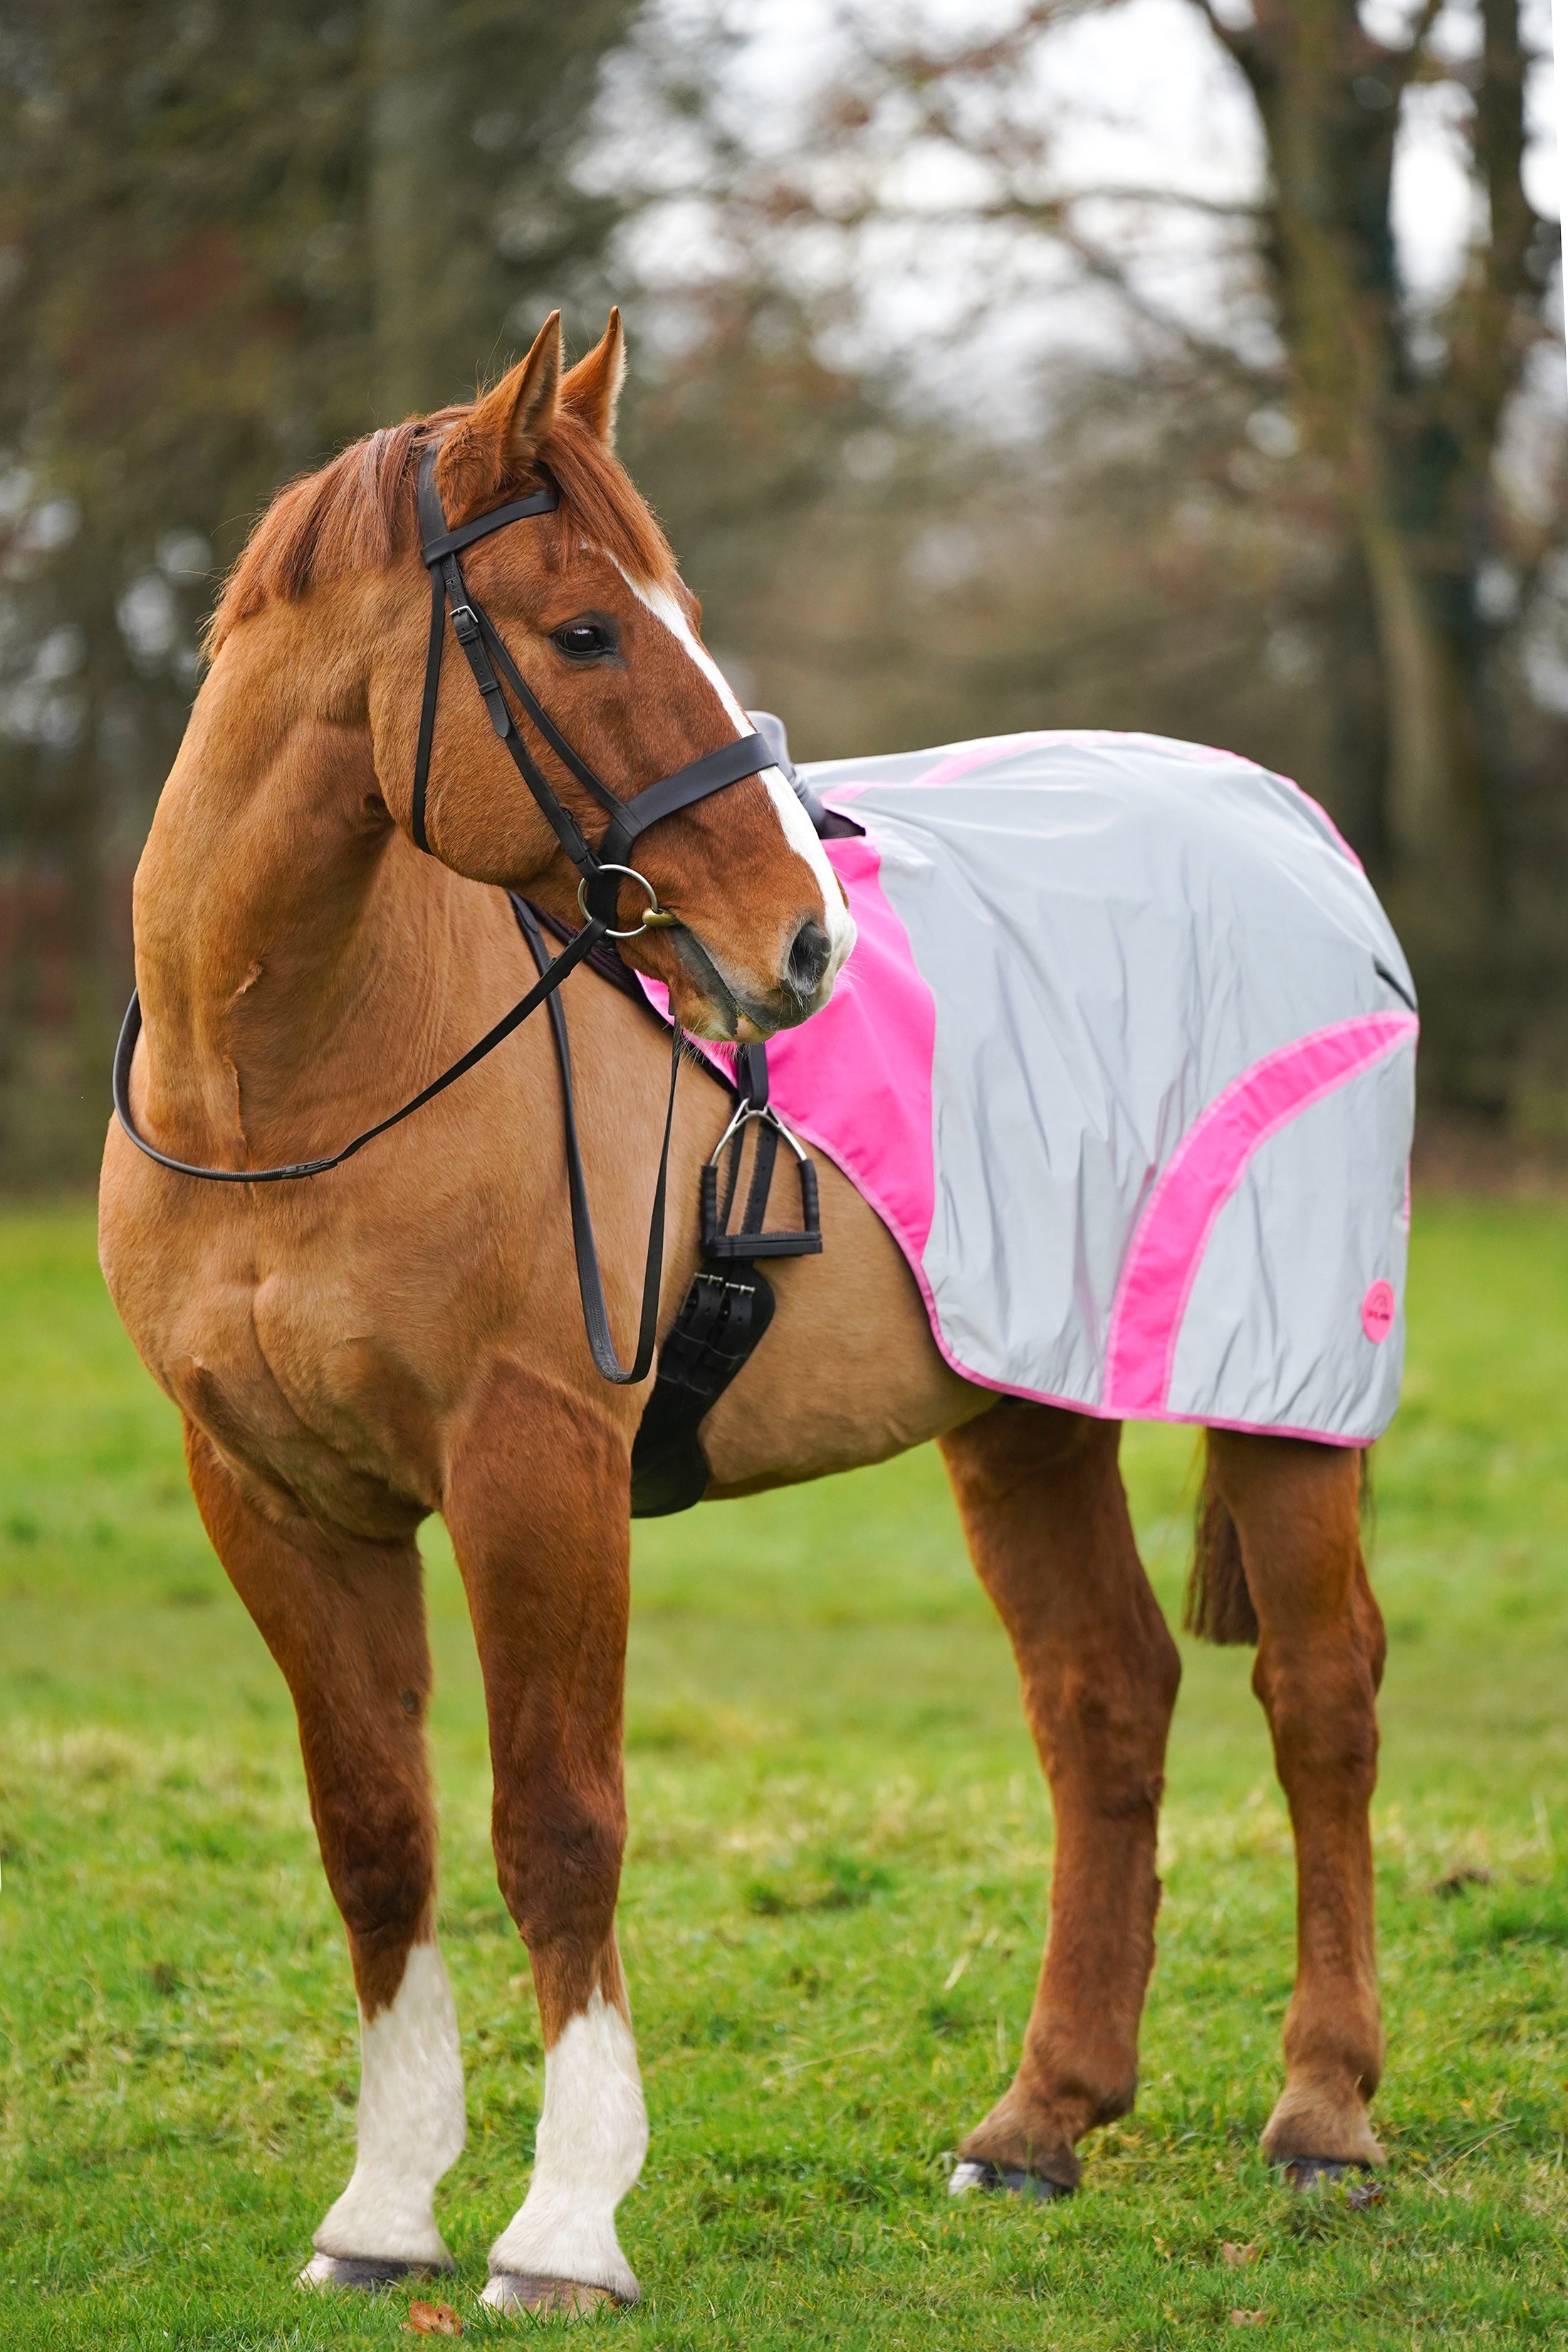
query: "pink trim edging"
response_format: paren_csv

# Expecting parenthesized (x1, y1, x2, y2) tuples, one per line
(762, 1107, 1376, 1446)
(1102, 1013, 1419, 1418)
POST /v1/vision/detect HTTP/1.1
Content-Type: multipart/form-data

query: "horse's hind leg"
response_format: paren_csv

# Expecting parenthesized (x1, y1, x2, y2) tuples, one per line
(184, 1425, 465, 2287)
(443, 1362, 646, 2317)
(1203, 1431, 1386, 2175)
(939, 1404, 1181, 2196)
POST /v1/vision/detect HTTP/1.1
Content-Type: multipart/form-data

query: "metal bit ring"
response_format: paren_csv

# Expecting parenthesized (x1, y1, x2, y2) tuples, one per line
(577, 864, 679, 939)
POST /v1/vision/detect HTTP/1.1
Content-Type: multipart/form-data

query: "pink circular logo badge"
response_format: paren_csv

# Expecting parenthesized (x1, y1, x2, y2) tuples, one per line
(1361, 1280, 1395, 1343)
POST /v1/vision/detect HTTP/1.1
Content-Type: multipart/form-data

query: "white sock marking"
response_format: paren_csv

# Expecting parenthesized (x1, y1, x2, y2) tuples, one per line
(308, 1940, 466, 2268)
(482, 1990, 649, 2304)
(616, 569, 857, 985)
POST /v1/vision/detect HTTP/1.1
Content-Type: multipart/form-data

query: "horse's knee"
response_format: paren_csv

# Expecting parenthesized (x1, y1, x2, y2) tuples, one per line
(1253, 1642, 1380, 1794)
(1035, 1657, 1176, 1812)
(309, 1782, 436, 2010)
(1354, 1566, 1387, 1692)
(1138, 1607, 1183, 1720)
(491, 1787, 624, 1954)
(324, 1804, 433, 1929)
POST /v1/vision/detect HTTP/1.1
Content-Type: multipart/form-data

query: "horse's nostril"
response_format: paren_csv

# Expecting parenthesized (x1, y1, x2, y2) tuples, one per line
(785, 919, 832, 1003)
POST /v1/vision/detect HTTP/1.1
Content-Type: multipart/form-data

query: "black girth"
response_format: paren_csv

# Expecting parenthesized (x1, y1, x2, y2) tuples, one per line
(113, 440, 775, 1389)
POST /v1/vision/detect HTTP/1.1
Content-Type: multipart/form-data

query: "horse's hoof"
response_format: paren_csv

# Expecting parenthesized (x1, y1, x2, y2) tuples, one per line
(298, 2252, 454, 2292)
(948, 2158, 1073, 2204)
(480, 2271, 634, 2317)
(1280, 2157, 1374, 2194)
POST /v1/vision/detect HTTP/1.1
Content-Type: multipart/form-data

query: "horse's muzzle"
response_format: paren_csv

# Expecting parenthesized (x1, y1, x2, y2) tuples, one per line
(671, 916, 841, 1042)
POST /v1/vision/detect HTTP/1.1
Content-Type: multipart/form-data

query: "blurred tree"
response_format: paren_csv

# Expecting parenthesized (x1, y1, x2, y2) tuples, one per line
(4, 0, 1564, 1172)
(1183, 0, 1562, 1099)
(0, 0, 635, 1180)
(686, 0, 1566, 1117)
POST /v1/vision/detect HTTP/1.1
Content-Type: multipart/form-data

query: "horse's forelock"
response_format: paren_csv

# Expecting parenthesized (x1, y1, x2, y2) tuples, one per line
(206, 397, 674, 656)
(533, 408, 675, 593)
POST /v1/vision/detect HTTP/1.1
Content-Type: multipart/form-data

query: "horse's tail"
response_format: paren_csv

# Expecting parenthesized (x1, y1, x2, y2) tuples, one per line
(1182, 1440, 1258, 1646)
(1181, 1437, 1375, 1646)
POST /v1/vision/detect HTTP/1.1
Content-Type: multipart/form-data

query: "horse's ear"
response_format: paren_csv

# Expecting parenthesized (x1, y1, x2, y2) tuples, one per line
(436, 312, 562, 516)
(560, 309, 626, 449)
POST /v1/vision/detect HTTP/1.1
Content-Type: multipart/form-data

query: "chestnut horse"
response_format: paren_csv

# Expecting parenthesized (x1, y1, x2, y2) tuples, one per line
(99, 313, 1384, 2317)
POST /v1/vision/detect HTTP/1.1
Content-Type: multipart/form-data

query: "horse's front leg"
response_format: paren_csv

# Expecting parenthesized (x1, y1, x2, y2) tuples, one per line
(444, 1361, 647, 2317)
(1206, 1431, 1386, 2176)
(183, 1425, 466, 2289)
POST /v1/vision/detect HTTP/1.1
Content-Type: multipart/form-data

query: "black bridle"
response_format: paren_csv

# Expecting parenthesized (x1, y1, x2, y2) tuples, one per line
(408, 448, 768, 914)
(112, 441, 777, 1386)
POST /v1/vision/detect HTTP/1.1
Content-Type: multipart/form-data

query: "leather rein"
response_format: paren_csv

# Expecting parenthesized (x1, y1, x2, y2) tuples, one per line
(112, 442, 775, 1387)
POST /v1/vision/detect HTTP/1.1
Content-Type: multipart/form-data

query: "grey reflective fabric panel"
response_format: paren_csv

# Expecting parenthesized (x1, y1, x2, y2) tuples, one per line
(800, 732, 1416, 1441)
(1166, 1046, 1414, 1436)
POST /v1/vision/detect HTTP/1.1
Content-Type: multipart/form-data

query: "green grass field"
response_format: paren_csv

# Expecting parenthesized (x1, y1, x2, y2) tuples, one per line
(2, 1202, 1567, 2348)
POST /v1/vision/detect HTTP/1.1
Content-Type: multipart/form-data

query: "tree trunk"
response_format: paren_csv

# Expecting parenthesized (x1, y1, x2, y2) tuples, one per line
(1357, 507, 1457, 864)
(369, 0, 462, 421)
(1208, 0, 1542, 926)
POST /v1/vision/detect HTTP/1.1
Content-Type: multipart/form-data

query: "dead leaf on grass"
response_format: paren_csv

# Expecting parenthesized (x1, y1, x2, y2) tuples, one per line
(1221, 2242, 1260, 2267)
(1433, 1866, 1490, 1897)
(406, 2301, 462, 2337)
(1230, 2310, 1268, 2327)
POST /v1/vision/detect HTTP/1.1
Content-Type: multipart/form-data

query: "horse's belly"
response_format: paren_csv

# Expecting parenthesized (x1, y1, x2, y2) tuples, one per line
(699, 1149, 989, 1493)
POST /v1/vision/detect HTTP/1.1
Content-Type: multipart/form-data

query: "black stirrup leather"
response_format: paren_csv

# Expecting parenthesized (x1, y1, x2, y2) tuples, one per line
(113, 439, 777, 1386)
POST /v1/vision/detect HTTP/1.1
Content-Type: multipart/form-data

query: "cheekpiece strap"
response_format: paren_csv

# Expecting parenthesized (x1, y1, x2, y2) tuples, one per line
(409, 446, 768, 889)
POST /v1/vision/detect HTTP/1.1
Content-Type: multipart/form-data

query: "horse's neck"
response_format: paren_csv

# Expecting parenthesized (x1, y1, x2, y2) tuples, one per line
(133, 623, 449, 1159)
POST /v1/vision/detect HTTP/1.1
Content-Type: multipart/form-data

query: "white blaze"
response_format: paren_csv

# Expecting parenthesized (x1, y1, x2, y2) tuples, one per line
(481, 1990, 649, 2305)
(617, 570, 857, 983)
(306, 1940, 466, 2269)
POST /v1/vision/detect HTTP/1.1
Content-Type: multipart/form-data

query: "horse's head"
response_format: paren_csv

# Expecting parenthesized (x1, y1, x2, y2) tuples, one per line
(373, 313, 853, 1041)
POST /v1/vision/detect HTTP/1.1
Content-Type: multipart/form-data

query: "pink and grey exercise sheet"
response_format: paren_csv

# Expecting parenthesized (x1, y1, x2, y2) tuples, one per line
(644, 730, 1417, 1446)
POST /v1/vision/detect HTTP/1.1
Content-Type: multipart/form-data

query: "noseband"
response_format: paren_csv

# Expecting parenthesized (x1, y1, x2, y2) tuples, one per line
(112, 442, 780, 1386)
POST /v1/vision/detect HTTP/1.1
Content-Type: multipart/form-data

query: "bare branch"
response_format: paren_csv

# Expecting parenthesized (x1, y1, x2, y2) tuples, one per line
(795, 187, 1263, 240)
(1182, 0, 1250, 61)
(1383, 0, 1447, 88)
(1056, 222, 1276, 390)
(1407, 0, 1448, 53)
(845, 0, 1096, 87)
(1060, 184, 1266, 221)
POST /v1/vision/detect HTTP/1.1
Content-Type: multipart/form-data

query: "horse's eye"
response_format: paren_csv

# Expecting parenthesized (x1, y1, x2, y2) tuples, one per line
(551, 620, 616, 661)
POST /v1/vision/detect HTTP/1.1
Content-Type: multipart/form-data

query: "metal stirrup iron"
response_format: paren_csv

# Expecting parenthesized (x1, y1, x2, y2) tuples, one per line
(629, 1037, 822, 1516)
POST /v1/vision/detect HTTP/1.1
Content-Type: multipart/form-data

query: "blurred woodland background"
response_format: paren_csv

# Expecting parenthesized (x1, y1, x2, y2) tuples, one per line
(0, 0, 1562, 1183)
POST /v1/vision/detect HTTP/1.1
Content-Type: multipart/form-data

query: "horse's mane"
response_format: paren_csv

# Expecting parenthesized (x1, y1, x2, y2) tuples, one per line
(207, 399, 676, 654)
